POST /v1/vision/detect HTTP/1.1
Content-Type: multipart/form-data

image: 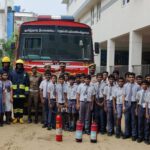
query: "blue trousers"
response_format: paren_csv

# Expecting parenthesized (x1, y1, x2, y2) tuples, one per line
(43, 98, 49, 125)
(48, 99, 57, 127)
(107, 100, 114, 133)
(95, 104, 106, 133)
(116, 104, 123, 135)
(124, 101, 137, 137)
(145, 108, 150, 140)
(138, 106, 147, 139)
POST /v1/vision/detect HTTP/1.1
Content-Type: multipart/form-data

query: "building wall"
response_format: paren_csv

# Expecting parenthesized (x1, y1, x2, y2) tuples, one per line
(92, 0, 150, 42)
(64, 0, 150, 69)
(0, 10, 4, 39)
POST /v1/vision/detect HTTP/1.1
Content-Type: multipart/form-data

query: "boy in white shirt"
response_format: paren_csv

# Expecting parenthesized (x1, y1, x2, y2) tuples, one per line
(145, 84, 150, 145)
(113, 77, 125, 138)
(56, 75, 67, 129)
(66, 76, 78, 131)
(39, 70, 51, 128)
(136, 80, 149, 143)
(77, 75, 95, 134)
(47, 75, 57, 130)
(104, 74, 116, 136)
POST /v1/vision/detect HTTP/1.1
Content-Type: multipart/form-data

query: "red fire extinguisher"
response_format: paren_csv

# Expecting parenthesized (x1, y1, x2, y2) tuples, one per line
(75, 120, 83, 142)
(90, 122, 98, 143)
(56, 114, 63, 142)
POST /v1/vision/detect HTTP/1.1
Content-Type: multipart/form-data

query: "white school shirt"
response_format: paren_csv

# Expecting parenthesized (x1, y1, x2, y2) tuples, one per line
(47, 82, 57, 99)
(56, 83, 67, 104)
(123, 82, 140, 102)
(136, 89, 148, 108)
(39, 79, 50, 98)
(103, 84, 116, 101)
(113, 86, 124, 104)
(77, 83, 95, 102)
(66, 83, 78, 100)
(145, 91, 150, 109)
(94, 81, 107, 99)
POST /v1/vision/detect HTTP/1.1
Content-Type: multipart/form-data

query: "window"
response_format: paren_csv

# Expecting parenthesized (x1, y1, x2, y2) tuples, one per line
(97, 1, 101, 22)
(123, 0, 130, 5)
(24, 38, 41, 49)
(91, 7, 94, 25)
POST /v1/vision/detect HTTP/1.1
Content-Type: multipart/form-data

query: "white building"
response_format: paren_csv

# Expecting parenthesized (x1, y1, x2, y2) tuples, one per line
(0, 0, 14, 40)
(62, 0, 150, 75)
(14, 11, 37, 36)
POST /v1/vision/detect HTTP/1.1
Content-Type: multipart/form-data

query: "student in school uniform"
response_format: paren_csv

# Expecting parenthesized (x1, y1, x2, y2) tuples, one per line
(136, 75, 143, 86)
(94, 73, 107, 134)
(2, 71, 13, 125)
(77, 75, 95, 135)
(102, 71, 109, 85)
(89, 64, 97, 84)
(47, 75, 57, 130)
(66, 76, 78, 131)
(145, 74, 150, 83)
(104, 74, 116, 136)
(122, 72, 141, 141)
(113, 77, 125, 138)
(145, 87, 150, 145)
(136, 80, 149, 143)
(113, 70, 119, 84)
(56, 75, 67, 129)
(75, 74, 81, 87)
(39, 70, 51, 128)
(124, 72, 130, 83)
(0, 73, 5, 127)
(79, 73, 86, 85)
(74, 74, 81, 123)
(64, 73, 70, 85)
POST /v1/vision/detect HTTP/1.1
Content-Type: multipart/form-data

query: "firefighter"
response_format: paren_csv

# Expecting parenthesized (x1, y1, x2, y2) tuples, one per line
(56, 62, 68, 77)
(0, 56, 13, 80)
(11, 59, 30, 124)
(89, 64, 97, 84)
(28, 66, 42, 123)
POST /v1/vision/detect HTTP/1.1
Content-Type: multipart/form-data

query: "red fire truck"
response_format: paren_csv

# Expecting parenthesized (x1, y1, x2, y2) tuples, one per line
(15, 15, 98, 74)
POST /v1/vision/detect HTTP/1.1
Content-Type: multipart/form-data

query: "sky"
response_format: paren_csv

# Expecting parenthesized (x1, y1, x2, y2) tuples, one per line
(14, 0, 67, 15)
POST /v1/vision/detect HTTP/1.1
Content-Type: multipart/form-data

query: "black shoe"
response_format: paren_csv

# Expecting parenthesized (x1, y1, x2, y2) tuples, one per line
(100, 131, 106, 135)
(6, 120, 11, 125)
(122, 135, 130, 139)
(144, 140, 150, 145)
(116, 134, 121, 139)
(137, 138, 143, 143)
(107, 132, 113, 136)
(52, 126, 56, 129)
(42, 124, 47, 128)
(47, 125, 52, 130)
(132, 136, 137, 141)
(0, 123, 3, 127)
(85, 131, 90, 135)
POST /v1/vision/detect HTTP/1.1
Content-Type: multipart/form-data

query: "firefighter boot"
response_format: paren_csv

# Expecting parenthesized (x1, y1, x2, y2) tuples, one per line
(13, 118, 18, 124)
(19, 118, 24, 124)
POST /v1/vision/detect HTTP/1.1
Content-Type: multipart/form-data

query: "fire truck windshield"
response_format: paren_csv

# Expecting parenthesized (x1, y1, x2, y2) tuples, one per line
(19, 26, 93, 61)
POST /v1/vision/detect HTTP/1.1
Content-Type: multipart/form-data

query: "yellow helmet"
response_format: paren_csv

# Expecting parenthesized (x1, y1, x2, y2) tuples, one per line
(2, 56, 10, 63)
(16, 59, 24, 64)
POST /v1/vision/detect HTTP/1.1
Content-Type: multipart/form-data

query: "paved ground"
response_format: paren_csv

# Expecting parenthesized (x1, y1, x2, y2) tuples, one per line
(0, 123, 149, 150)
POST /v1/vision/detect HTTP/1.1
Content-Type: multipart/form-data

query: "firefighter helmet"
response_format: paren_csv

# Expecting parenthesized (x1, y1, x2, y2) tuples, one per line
(2, 56, 10, 63)
(16, 59, 24, 64)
